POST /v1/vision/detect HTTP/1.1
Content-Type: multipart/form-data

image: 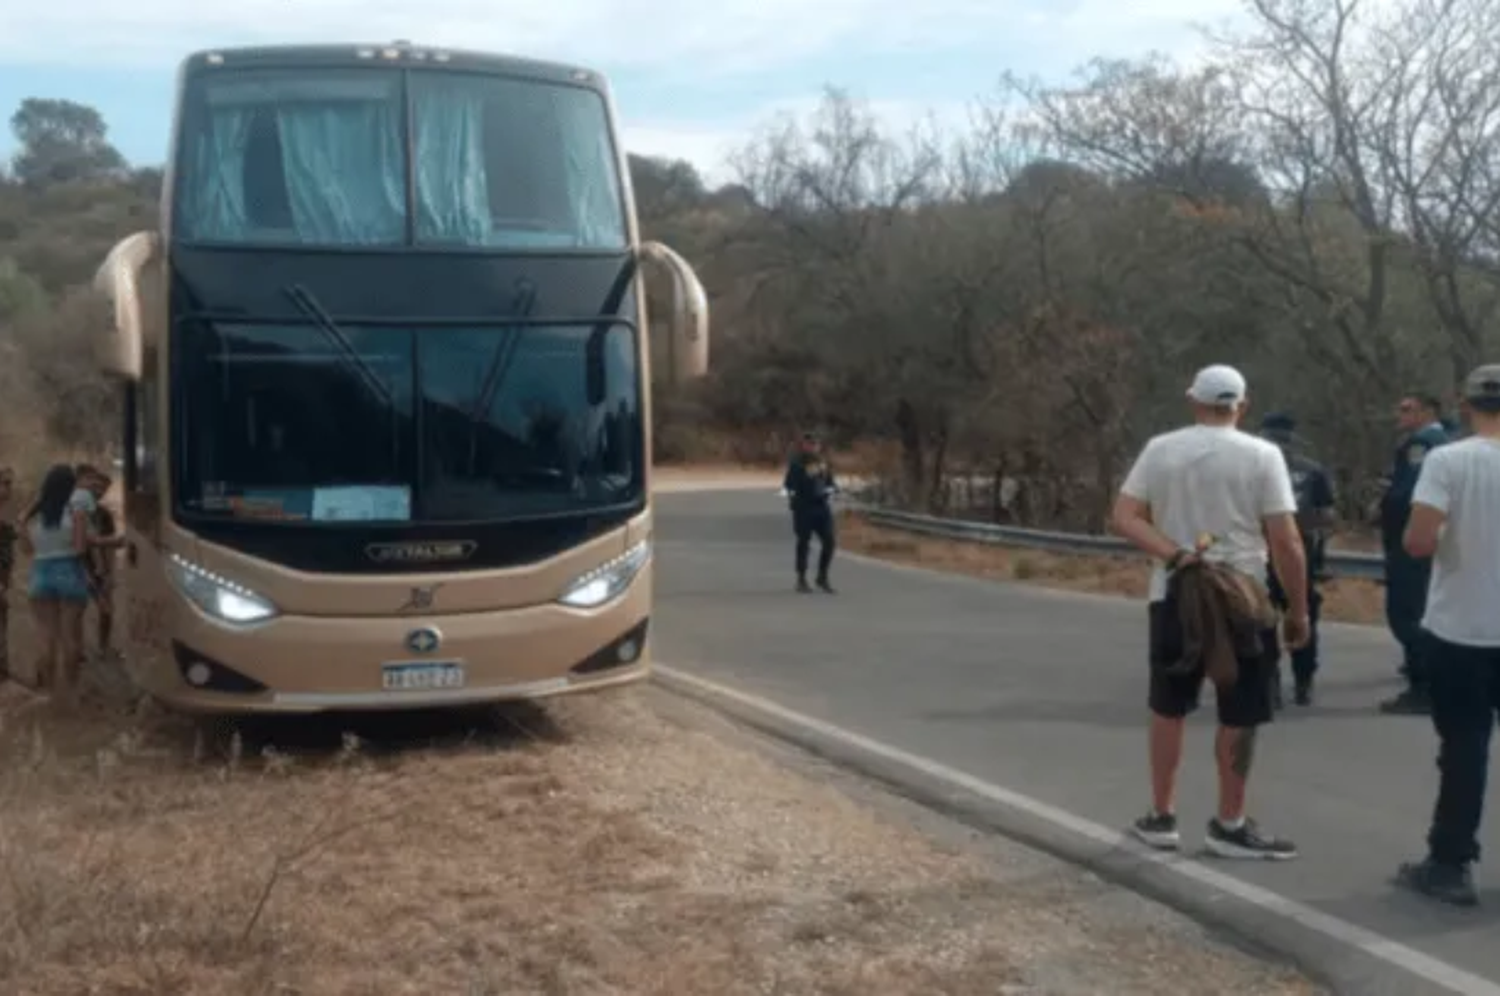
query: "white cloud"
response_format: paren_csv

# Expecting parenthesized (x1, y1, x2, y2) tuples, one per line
(1, 0, 1272, 181)
(2, 0, 1241, 74)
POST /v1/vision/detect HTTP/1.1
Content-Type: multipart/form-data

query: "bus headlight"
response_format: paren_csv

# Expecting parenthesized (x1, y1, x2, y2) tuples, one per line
(557, 540, 650, 609)
(166, 553, 279, 625)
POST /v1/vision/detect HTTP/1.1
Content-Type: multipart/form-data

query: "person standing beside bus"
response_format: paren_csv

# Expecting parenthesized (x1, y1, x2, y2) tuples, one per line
(1393, 365, 1500, 906)
(784, 432, 839, 594)
(83, 469, 120, 660)
(19, 464, 91, 698)
(71, 464, 124, 660)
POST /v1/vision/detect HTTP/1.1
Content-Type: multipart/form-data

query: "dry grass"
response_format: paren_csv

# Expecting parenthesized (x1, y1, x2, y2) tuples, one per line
(0, 596, 1323, 995)
(651, 464, 781, 488)
(839, 512, 1386, 626)
(651, 439, 895, 479)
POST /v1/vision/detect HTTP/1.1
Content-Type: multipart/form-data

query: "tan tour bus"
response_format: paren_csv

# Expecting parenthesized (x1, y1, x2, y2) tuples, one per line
(94, 41, 708, 713)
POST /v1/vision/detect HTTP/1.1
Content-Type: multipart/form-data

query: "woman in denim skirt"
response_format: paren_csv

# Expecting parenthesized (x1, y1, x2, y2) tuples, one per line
(19, 464, 91, 698)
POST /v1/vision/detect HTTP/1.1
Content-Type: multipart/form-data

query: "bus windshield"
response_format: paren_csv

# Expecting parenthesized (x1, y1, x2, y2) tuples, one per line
(174, 317, 643, 523)
(174, 65, 627, 250)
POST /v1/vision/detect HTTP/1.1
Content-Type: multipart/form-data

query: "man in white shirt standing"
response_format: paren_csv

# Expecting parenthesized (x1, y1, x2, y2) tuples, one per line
(1112, 364, 1310, 860)
(1394, 364, 1500, 907)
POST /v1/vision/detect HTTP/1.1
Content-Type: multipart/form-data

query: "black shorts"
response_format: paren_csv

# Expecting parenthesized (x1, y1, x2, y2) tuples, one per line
(1148, 599, 1277, 728)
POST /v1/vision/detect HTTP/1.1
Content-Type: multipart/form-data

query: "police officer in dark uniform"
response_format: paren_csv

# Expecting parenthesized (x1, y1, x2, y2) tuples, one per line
(1379, 393, 1450, 715)
(783, 432, 839, 593)
(1261, 413, 1336, 706)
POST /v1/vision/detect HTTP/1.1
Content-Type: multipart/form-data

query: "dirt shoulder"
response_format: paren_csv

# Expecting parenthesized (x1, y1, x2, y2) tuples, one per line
(837, 511, 1385, 626)
(0, 671, 1318, 993)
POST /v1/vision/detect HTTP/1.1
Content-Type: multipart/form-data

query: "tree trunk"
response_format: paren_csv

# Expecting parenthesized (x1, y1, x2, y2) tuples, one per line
(895, 399, 924, 509)
(927, 420, 950, 513)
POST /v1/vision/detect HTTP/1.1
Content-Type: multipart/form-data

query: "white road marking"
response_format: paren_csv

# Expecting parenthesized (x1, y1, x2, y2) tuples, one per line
(655, 664, 1500, 996)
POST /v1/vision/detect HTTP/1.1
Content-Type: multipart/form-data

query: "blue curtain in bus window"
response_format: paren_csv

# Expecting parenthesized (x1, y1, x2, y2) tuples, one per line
(184, 109, 255, 241)
(550, 88, 626, 249)
(274, 102, 405, 244)
(411, 81, 492, 244)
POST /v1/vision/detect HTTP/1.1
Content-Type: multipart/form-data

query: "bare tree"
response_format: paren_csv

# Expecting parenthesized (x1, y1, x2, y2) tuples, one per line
(1362, 0, 1500, 380)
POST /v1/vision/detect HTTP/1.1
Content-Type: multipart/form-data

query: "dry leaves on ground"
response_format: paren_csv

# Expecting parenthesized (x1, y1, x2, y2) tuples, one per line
(0, 681, 1320, 995)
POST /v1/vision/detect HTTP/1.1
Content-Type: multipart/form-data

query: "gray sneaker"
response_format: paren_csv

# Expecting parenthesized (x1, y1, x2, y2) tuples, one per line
(1205, 818, 1298, 860)
(1130, 811, 1180, 851)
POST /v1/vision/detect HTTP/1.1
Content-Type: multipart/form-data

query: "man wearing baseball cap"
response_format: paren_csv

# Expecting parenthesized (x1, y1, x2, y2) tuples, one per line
(1113, 364, 1309, 859)
(1393, 363, 1500, 906)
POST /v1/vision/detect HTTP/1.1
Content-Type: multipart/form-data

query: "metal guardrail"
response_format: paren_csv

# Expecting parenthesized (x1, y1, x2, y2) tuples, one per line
(842, 501, 1386, 582)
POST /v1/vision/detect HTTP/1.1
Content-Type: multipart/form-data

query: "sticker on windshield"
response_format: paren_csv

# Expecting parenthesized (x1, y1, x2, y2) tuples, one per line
(230, 494, 300, 520)
(311, 485, 411, 522)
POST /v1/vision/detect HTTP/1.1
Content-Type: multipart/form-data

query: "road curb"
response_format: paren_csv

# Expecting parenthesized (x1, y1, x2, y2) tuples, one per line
(653, 666, 1486, 996)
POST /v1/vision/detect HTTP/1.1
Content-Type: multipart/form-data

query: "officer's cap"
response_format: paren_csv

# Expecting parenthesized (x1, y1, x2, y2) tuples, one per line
(1259, 411, 1295, 444)
(1260, 412, 1296, 433)
(1463, 364, 1500, 412)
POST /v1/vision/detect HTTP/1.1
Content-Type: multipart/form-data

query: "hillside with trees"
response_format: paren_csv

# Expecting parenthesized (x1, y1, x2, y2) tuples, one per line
(3, 0, 1498, 531)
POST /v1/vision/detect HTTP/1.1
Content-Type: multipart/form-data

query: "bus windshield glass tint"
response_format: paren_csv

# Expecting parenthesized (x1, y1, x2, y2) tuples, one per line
(175, 319, 642, 522)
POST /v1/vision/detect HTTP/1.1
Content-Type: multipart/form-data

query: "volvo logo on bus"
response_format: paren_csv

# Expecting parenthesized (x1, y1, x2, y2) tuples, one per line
(365, 540, 477, 564)
(405, 627, 442, 654)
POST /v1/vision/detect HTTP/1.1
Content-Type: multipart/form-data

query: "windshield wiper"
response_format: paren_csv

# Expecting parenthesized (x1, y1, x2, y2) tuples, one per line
(283, 283, 395, 409)
(462, 281, 537, 475)
(468, 279, 538, 425)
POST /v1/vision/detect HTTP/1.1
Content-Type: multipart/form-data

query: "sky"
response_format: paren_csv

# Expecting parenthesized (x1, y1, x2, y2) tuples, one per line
(0, 0, 1247, 186)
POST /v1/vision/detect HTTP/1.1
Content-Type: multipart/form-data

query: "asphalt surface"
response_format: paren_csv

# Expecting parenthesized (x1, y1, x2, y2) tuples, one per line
(652, 488, 1500, 994)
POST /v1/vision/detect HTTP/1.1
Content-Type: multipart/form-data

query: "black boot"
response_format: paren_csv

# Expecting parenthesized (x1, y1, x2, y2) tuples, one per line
(1393, 857, 1478, 907)
(1293, 677, 1313, 706)
(816, 575, 835, 594)
(796, 575, 812, 593)
(1380, 687, 1431, 715)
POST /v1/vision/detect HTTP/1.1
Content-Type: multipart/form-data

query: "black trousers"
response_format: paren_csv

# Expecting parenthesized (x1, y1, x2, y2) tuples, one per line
(1425, 638, 1500, 866)
(793, 507, 835, 580)
(1385, 546, 1434, 688)
(1267, 570, 1323, 685)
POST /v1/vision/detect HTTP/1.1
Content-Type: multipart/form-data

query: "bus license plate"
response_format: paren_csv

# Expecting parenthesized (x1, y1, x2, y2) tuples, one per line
(382, 662, 466, 691)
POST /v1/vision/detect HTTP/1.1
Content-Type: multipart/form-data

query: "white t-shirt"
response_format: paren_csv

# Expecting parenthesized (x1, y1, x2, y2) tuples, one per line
(68, 487, 98, 535)
(69, 487, 97, 516)
(1120, 424, 1298, 602)
(1412, 437, 1500, 646)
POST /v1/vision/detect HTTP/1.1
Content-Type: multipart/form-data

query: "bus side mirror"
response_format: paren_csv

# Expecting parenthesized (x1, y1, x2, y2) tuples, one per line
(638, 241, 709, 384)
(94, 230, 158, 379)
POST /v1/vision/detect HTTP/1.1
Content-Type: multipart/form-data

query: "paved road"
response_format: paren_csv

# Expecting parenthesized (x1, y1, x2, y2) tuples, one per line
(652, 488, 1500, 992)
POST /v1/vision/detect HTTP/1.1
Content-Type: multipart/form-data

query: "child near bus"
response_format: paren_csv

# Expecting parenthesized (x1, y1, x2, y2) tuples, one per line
(74, 465, 121, 661)
(88, 494, 119, 660)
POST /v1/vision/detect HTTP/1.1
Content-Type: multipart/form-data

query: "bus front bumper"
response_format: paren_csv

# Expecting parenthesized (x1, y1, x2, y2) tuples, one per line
(140, 582, 652, 714)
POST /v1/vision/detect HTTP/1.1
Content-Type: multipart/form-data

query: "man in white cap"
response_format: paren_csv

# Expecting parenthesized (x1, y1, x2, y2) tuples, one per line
(1393, 363, 1500, 906)
(1112, 363, 1310, 859)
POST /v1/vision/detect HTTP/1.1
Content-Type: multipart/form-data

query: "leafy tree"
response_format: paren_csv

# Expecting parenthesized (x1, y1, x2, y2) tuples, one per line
(9, 97, 127, 188)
